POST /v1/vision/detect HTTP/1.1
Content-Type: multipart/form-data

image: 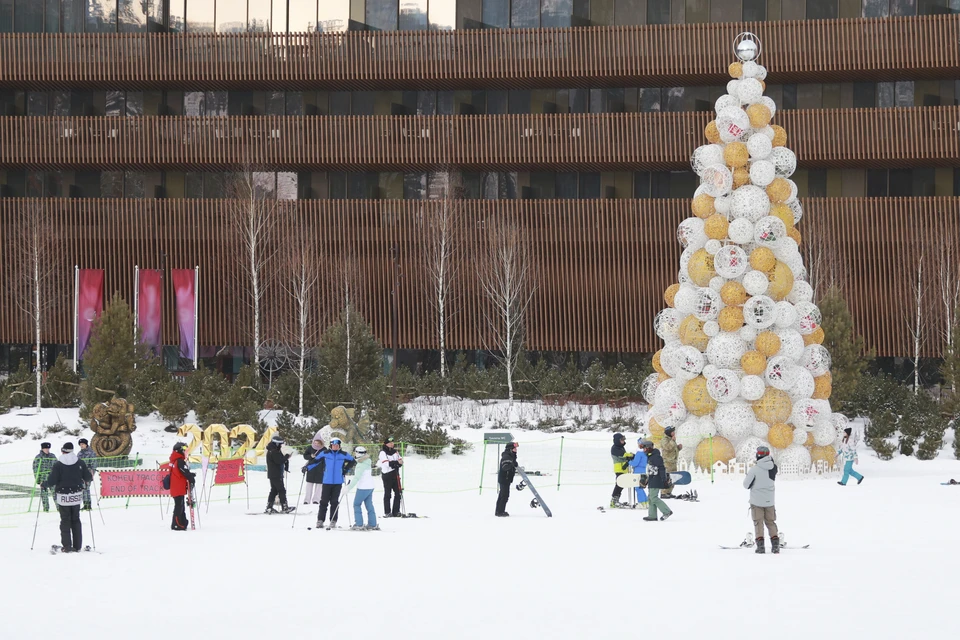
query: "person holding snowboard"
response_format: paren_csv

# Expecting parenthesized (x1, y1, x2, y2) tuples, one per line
(346, 446, 378, 530)
(169, 442, 196, 531)
(743, 445, 779, 554)
(628, 437, 649, 509)
(265, 436, 295, 514)
(301, 433, 326, 505)
(76, 438, 97, 510)
(641, 439, 673, 522)
(310, 438, 356, 529)
(496, 441, 519, 517)
(609, 433, 634, 508)
(33, 442, 57, 512)
(660, 427, 682, 498)
(378, 437, 404, 517)
(837, 428, 864, 486)
(41, 442, 93, 553)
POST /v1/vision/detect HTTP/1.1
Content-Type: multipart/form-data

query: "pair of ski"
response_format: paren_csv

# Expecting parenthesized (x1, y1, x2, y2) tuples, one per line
(50, 545, 99, 555)
(247, 507, 297, 515)
(719, 533, 809, 550)
(307, 523, 387, 532)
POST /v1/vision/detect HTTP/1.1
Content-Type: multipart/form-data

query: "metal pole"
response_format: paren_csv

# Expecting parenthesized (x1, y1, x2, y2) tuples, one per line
(391, 245, 399, 403)
(193, 266, 199, 370)
(557, 436, 565, 490)
(133, 265, 139, 341)
(72, 265, 79, 372)
(478, 440, 487, 495)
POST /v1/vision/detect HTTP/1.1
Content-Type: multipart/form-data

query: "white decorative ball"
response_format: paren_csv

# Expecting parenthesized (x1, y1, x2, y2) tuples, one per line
(715, 94, 740, 115)
(652, 399, 687, 427)
(777, 444, 812, 473)
(715, 194, 732, 215)
(701, 363, 718, 379)
(717, 107, 751, 143)
(785, 179, 799, 205)
(703, 321, 720, 338)
(641, 373, 661, 404)
(691, 145, 725, 175)
(676, 418, 703, 450)
(674, 284, 699, 314)
(787, 281, 814, 304)
(778, 237, 801, 260)
(699, 416, 718, 438)
(694, 287, 723, 322)
(800, 344, 832, 376)
(714, 245, 749, 279)
(794, 302, 823, 335)
(742, 61, 761, 79)
(742, 270, 769, 296)
(755, 65, 768, 81)
(790, 398, 823, 430)
(770, 147, 797, 178)
(655, 308, 684, 341)
(716, 400, 755, 442)
(788, 367, 815, 401)
(774, 327, 806, 360)
(792, 425, 809, 445)
(731, 185, 771, 223)
(774, 301, 798, 328)
(749, 160, 776, 187)
(726, 79, 740, 97)
(752, 420, 771, 438)
(674, 345, 706, 380)
(765, 355, 799, 391)
(747, 134, 773, 160)
(813, 422, 836, 446)
(660, 341, 683, 377)
(788, 200, 804, 225)
(709, 276, 726, 292)
(728, 218, 755, 244)
(736, 436, 767, 463)
(740, 375, 766, 401)
(677, 217, 707, 249)
(706, 332, 747, 368)
(743, 295, 778, 329)
(705, 239, 722, 255)
(739, 325, 758, 343)
(759, 126, 775, 141)
(760, 96, 777, 119)
(701, 164, 734, 197)
(737, 78, 764, 104)
(736, 38, 759, 62)
(753, 216, 787, 249)
(653, 377, 683, 407)
(707, 368, 742, 403)
(812, 400, 832, 427)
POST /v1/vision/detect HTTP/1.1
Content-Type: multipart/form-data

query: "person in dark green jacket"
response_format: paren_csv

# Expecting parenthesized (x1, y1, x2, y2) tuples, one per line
(660, 426, 681, 497)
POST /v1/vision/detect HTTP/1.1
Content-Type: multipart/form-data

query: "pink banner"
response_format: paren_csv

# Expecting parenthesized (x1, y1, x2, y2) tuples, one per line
(137, 269, 163, 354)
(77, 269, 104, 361)
(214, 459, 246, 486)
(99, 470, 166, 498)
(171, 269, 196, 361)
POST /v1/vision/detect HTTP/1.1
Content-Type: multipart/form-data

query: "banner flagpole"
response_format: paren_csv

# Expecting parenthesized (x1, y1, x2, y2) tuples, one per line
(193, 266, 199, 370)
(73, 265, 79, 372)
(133, 265, 139, 339)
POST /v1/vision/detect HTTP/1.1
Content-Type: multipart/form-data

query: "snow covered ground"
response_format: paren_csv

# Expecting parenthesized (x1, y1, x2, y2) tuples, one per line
(1, 406, 958, 639)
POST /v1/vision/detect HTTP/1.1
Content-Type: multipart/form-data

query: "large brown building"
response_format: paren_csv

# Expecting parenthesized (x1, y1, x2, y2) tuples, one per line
(0, 1, 958, 374)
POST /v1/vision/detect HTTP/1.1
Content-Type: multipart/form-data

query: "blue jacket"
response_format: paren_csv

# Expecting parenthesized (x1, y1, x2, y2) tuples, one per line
(629, 450, 648, 474)
(307, 449, 356, 485)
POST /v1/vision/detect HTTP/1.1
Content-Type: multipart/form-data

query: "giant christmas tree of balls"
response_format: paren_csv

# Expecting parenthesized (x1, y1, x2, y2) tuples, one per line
(642, 34, 847, 473)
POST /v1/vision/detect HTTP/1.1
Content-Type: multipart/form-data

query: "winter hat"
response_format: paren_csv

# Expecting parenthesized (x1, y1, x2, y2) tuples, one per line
(271, 435, 285, 446)
(756, 446, 771, 458)
(664, 426, 676, 437)
(384, 437, 395, 445)
(843, 427, 852, 436)
(40, 442, 51, 449)
(61, 442, 74, 452)
(312, 430, 325, 444)
(78, 438, 88, 445)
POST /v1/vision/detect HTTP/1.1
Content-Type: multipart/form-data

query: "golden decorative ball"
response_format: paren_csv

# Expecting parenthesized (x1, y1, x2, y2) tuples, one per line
(749, 247, 777, 273)
(658, 372, 670, 383)
(724, 142, 749, 168)
(805, 431, 815, 446)
(810, 444, 837, 467)
(688, 249, 717, 287)
(728, 62, 743, 79)
(770, 204, 795, 231)
(754, 388, 793, 426)
(803, 326, 825, 345)
(648, 416, 665, 440)
(759, 79, 766, 92)
(664, 283, 680, 308)
(767, 261, 795, 302)
(733, 166, 751, 188)
(771, 125, 787, 147)
(766, 177, 791, 204)
(718, 306, 744, 332)
(679, 316, 710, 352)
(704, 214, 730, 240)
(652, 349, 664, 374)
(746, 103, 772, 129)
(767, 422, 794, 449)
(740, 350, 768, 376)
(682, 376, 718, 417)
(755, 331, 782, 357)
(705, 120, 721, 144)
(694, 436, 735, 470)
(692, 194, 716, 219)
(812, 373, 833, 400)
(720, 281, 748, 306)
(788, 227, 802, 245)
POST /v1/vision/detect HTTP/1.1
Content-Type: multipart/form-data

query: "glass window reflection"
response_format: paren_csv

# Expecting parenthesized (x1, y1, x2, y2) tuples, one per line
(399, 0, 428, 30)
(429, 0, 455, 29)
(368, 0, 399, 30)
(118, 0, 147, 32)
(248, 0, 272, 32)
(288, 0, 316, 32)
(317, 0, 348, 31)
(216, 0, 246, 33)
(86, 0, 117, 32)
(187, 0, 215, 32)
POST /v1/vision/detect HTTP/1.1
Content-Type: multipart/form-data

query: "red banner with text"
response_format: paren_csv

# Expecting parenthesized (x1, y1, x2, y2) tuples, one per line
(99, 470, 166, 498)
(214, 458, 245, 486)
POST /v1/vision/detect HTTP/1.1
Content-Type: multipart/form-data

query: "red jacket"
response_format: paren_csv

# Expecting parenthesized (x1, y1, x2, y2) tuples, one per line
(169, 450, 194, 497)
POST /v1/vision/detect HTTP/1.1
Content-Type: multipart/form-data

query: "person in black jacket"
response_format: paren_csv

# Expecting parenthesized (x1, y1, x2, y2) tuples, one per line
(265, 436, 294, 514)
(609, 432, 634, 508)
(41, 442, 93, 552)
(301, 434, 326, 505)
(495, 441, 519, 517)
(378, 438, 404, 517)
(640, 439, 674, 522)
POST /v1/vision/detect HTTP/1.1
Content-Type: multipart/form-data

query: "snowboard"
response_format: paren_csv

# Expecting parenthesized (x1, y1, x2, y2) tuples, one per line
(616, 471, 691, 489)
(514, 467, 553, 517)
(50, 545, 99, 555)
(941, 481, 959, 485)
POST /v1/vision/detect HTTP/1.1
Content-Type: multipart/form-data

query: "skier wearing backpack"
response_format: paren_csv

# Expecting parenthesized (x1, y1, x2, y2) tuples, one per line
(345, 446, 378, 530)
(41, 442, 93, 552)
(628, 438, 649, 508)
(265, 436, 295, 514)
(641, 439, 673, 522)
(609, 433, 634, 508)
(168, 442, 195, 531)
(743, 445, 779, 554)
(495, 441, 519, 517)
(309, 438, 356, 529)
(837, 428, 864, 486)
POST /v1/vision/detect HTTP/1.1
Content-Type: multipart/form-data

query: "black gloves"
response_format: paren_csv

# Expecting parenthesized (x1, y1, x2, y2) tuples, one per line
(301, 465, 308, 474)
(389, 460, 401, 470)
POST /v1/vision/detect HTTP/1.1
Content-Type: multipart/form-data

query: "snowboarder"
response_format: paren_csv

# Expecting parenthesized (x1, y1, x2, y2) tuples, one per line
(301, 432, 326, 505)
(265, 436, 295, 514)
(496, 441, 519, 517)
(41, 442, 93, 553)
(660, 427, 682, 498)
(309, 438, 356, 529)
(168, 442, 196, 531)
(628, 437, 649, 508)
(610, 433, 634, 508)
(77, 438, 96, 510)
(640, 440, 673, 522)
(33, 442, 57, 512)
(837, 428, 864, 486)
(378, 437, 404, 517)
(346, 446, 378, 530)
(743, 445, 779, 554)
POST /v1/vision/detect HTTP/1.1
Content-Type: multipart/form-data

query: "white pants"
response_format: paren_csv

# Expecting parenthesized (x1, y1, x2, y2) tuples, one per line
(303, 482, 322, 504)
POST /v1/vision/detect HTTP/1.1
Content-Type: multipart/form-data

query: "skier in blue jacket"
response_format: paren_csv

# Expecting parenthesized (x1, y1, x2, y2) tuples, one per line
(307, 438, 356, 529)
(628, 438, 649, 508)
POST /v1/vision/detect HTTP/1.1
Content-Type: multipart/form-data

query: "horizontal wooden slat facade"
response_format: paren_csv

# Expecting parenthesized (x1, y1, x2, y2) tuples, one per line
(1, 108, 958, 171)
(0, 17, 957, 90)
(0, 198, 955, 358)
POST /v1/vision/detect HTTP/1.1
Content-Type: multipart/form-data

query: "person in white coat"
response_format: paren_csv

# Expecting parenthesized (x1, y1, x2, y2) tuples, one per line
(346, 446, 378, 530)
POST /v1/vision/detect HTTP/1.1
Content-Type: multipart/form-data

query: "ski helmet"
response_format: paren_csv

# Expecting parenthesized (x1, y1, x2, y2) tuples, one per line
(640, 439, 654, 449)
(330, 438, 342, 446)
(354, 446, 367, 456)
(756, 446, 771, 458)
(173, 442, 186, 453)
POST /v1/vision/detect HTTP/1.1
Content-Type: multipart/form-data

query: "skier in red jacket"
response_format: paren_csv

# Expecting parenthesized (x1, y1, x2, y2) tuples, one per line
(169, 443, 196, 531)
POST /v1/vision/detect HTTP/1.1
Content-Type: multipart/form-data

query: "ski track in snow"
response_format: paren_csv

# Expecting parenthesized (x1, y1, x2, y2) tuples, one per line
(0, 406, 957, 639)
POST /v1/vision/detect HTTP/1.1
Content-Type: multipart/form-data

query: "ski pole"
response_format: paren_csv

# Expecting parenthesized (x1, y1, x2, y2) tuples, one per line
(87, 505, 97, 552)
(397, 473, 406, 516)
(29, 491, 42, 550)
(291, 470, 306, 529)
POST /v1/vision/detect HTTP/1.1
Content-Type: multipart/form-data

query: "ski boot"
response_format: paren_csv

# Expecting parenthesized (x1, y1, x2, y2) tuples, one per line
(642, 516, 658, 521)
(755, 538, 765, 554)
(609, 498, 619, 509)
(364, 525, 381, 531)
(639, 502, 649, 509)
(771, 536, 780, 554)
(316, 520, 325, 529)
(280, 505, 296, 514)
(264, 506, 279, 515)
(660, 512, 673, 521)
(350, 524, 365, 531)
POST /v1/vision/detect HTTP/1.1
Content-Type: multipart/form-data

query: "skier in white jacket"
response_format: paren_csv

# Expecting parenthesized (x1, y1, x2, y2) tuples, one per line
(347, 446, 379, 530)
(378, 438, 403, 517)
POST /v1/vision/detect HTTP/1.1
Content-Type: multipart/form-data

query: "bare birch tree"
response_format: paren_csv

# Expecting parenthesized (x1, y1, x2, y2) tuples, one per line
(805, 229, 844, 302)
(477, 214, 536, 403)
(281, 212, 324, 416)
(905, 249, 926, 394)
(422, 170, 463, 378)
(12, 200, 61, 412)
(333, 247, 361, 388)
(228, 169, 281, 372)
(937, 236, 960, 392)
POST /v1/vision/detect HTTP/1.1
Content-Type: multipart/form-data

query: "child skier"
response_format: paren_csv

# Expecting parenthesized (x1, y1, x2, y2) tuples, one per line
(310, 438, 356, 529)
(345, 446, 378, 530)
(41, 442, 93, 552)
(628, 437, 649, 508)
(641, 439, 673, 522)
(495, 441, 519, 517)
(743, 445, 779, 554)
(609, 433, 634, 508)
(265, 436, 295, 514)
(837, 427, 864, 486)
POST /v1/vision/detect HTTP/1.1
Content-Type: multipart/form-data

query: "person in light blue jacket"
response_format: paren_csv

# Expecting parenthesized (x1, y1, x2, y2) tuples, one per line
(628, 438, 649, 508)
(837, 428, 864, 486)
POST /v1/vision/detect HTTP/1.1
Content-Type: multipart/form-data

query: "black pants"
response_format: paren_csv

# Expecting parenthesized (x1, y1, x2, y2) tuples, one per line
(496, 480, 511, 515)
(317, 484, 343, 523)
(382, 471, 402, 516)
(172, 495, 188, 530)
(58, 504, 82, 550)
(613, 472, 625, 499)
(267, 476, 287, 508)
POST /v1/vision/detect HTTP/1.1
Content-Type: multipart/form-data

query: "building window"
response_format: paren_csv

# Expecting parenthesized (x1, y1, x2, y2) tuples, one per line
(186, 0, 215, 33)
(647, 0, 670, 23)
(806, 0, 838, 18)
(482, 0, 510, 27)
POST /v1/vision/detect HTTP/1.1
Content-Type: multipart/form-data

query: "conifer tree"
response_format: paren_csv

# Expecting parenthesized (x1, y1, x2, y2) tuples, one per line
(43, 354, 80, 408)
(319, 312, 383, 403)
(820, 286, 873, 415)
